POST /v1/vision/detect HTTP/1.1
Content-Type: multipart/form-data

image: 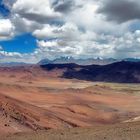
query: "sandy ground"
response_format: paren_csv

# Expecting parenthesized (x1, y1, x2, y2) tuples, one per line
(0, 68, 140, 139)
(2, 122, 140, 140)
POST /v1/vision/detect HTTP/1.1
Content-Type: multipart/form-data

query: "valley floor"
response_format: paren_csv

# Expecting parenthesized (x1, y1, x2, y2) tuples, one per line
(0, 71, 140, 139)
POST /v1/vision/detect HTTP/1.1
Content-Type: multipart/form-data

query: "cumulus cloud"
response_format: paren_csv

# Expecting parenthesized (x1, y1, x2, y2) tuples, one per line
(98, 0, 140, 23)
(0, 0, 140, 63)
(11, 14, 42, 34)
(33, 22, 82, 40)
(0, 19, 15, 40)
(12, 0, 62, 24)
(0, 51, 21, 57)
(52, 0, 75, 13)
(110, 30, 140, 58)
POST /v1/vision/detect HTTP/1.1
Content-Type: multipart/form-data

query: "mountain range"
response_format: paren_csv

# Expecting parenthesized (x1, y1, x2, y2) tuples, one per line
(40, 61, 140, 83)
(38, 57, 118, 65)
(0, 58, 140, 83)
(1, 57, 140, 67)
(0, 62, 29, 67)
(38, 57, 140, 65)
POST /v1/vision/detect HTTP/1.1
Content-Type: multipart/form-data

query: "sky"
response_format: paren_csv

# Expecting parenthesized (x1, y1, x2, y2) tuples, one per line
(0, 0, 140, 63)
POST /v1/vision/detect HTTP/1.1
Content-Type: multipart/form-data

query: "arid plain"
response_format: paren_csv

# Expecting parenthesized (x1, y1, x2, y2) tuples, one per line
(0, 65, 140, 139)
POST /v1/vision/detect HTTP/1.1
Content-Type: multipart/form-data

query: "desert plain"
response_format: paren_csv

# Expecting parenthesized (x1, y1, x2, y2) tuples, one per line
(0, 66, 140, 139)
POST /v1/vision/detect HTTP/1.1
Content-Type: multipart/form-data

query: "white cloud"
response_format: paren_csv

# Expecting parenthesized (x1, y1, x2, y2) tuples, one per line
(33, 24, 58, 39)
(12, 0, 62, 23)
(37, 40, 58, 48)
(0, 0, 140, 63)
(11, 14, 42, 34)
(0, 19, 15, 40)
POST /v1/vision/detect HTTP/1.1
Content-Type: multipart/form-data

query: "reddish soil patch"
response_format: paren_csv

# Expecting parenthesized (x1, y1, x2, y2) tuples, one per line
(0, 66, 140, 134)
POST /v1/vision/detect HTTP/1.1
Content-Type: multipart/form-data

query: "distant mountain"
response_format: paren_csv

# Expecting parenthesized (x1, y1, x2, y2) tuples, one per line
(38, 58, 52, 65)
(1, 61, 140, 83)
(0, 62, 29, 67)
(41, 61, 140, 83)
(38, 57, 118, 65)
(123, 58, 140, 62)
(52, 56, 75, 64)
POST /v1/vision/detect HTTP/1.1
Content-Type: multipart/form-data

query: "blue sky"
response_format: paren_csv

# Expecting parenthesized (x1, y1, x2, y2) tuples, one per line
(0, 34, 37, 53)
(0, 1, 10, 17)
(0, 0, 140, 63)
(0, 1, 37, 54)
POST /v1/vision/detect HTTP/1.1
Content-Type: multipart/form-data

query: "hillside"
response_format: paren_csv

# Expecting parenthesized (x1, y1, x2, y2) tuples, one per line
(0, 61, 140, 139)
(1, 61, 140, 83)
(40, 61, 140, 83)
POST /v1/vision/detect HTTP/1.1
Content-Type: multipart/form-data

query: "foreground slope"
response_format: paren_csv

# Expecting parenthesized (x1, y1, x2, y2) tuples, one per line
(2, 122, 140, 140)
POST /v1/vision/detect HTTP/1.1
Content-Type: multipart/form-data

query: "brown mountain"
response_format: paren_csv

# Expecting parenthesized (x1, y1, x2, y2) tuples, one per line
(0, 61, 140, 83)
(40, 61, 140, 83)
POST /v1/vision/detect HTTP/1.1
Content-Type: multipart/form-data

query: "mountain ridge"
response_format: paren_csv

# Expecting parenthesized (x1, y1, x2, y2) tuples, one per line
(38, 57, 140, 66)
(0, 61, 140, 83)
(40, 61, 140, 83)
